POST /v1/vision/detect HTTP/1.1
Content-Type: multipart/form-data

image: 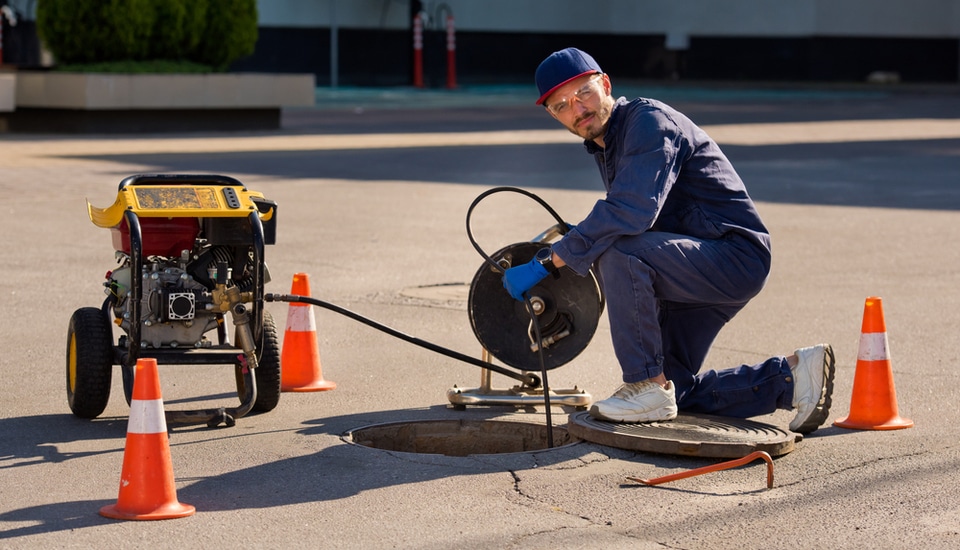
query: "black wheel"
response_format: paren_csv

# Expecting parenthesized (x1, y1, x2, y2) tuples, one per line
(66, 307, 114, 418)
(235, 310, 282, 413)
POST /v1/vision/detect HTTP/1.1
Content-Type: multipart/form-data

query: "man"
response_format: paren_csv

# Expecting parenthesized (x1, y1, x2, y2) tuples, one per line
(503, 47, 835, 434)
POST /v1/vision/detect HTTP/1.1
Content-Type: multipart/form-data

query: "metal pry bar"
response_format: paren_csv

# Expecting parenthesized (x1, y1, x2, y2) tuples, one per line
(627, 450, 775, 489)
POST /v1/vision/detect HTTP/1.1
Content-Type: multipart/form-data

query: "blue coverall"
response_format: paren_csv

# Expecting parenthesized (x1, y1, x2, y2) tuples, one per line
(551, 97, 795, 418)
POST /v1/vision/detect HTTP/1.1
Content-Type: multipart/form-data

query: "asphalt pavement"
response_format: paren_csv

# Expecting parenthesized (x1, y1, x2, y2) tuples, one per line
(2, 81, 960, 549)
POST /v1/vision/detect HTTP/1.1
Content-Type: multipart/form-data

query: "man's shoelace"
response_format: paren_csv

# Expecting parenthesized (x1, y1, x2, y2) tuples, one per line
(612, 381, 656, 400)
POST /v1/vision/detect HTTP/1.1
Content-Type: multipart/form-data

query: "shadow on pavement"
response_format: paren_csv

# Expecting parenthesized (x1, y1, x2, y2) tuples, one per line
(64, 134, 960, 210)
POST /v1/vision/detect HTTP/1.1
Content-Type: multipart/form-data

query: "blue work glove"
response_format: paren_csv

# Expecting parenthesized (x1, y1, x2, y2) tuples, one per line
(503, 259, 549, 301)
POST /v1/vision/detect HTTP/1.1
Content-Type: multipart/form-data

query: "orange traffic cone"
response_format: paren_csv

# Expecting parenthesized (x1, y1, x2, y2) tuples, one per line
(281, 273, 336, 392)
(100, 358, 195, 520)
(833, 297, 913, 430)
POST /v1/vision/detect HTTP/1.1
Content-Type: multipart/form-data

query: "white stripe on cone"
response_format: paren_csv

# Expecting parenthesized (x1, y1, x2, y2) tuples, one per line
(286, 304, 316, 332)
(127, 398, 167, 434)
(858, 332, 890, 362)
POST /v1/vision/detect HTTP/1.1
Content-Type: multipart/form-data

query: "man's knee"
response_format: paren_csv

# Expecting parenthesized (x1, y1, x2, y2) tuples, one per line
(596, 245, 655, 290)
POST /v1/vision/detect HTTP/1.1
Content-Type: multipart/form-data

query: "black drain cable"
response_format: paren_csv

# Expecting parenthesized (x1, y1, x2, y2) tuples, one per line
(265, 186, 572, 450)
(465, 187, 573, 449)
(263, 294, 541, 388)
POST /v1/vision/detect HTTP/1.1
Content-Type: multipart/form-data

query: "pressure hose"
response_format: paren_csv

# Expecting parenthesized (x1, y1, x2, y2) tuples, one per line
(264, 293, 540, 388)
(266, 187, 574, 449)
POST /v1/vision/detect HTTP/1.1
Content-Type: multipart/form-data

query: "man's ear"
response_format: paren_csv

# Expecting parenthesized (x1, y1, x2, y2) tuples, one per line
(601, 74, 612, 96)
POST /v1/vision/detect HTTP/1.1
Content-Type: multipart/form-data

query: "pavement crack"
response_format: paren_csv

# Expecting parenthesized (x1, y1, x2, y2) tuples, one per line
(508, 465, 615, 529)
(509, 469, 524, 496)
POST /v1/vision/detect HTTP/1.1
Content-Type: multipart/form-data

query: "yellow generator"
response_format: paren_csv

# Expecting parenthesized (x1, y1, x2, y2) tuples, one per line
(67, 174, 280, 427)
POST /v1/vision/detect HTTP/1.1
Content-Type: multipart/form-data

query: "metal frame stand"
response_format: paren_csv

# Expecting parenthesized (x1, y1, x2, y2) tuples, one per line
(447, 349, 591, 410)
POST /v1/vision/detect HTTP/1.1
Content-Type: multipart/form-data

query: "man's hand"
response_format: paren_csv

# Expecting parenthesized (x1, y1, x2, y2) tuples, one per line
(502, 259, 549, 301)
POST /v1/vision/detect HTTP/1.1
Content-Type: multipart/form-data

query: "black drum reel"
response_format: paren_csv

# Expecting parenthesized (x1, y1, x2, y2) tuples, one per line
(468, 241, 603, 372)
(448, 187, 605, 411)
(266, 187, 602, 447)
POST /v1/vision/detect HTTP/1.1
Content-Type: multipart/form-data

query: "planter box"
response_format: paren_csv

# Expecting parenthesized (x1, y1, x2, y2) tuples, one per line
(0, 73, 14, 112)
(0, 73, 13, 131)
(5, 72, 315, 132)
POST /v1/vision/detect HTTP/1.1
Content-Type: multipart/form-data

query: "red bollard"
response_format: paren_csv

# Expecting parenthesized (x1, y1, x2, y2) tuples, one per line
(413, 14, 424, 88)
(445, 15, 457, 89)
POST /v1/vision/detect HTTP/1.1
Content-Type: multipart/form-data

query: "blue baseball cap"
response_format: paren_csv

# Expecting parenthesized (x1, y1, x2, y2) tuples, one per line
(535, 47, 603, 105)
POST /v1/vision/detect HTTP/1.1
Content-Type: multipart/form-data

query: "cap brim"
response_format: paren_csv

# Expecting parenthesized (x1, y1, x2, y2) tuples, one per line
(536, 70, 598, 105)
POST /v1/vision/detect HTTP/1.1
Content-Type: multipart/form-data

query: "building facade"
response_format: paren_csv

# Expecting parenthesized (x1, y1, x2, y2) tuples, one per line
(239, 0, 960, 86)
(4, 0, 959, 85)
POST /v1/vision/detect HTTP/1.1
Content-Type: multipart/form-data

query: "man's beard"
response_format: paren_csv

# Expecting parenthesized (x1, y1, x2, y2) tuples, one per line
(569, 103, 610, 142)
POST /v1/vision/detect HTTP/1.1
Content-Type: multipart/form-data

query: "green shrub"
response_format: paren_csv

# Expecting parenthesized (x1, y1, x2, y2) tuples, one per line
(147, 0, 208, 61)
(55, 60, 213, 74)
(36, 0, 89, 64)
(36, 0, 257, 71)
(37, 0, 154, 64)
(195, 0, 258, 70)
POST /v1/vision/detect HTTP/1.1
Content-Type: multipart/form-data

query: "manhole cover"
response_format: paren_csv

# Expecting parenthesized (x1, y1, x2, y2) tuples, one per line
(343, 419, 578, 457)
(567, 411, 798, 458)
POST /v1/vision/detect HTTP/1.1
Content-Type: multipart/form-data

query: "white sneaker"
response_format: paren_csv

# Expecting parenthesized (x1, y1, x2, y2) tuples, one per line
(789, 344, 836, 434)
(589, 380, 678, 423)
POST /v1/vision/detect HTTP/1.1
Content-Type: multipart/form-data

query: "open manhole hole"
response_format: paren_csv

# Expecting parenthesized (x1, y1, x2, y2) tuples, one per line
(343, 419, 578, 457)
